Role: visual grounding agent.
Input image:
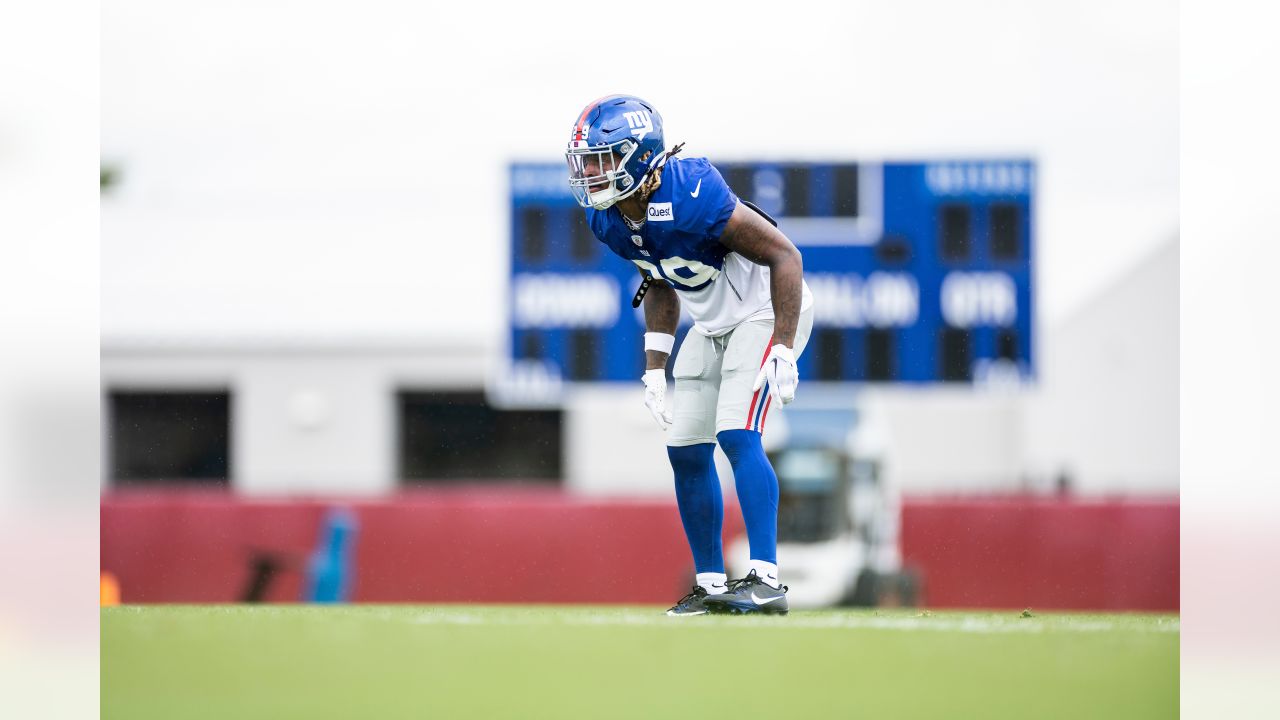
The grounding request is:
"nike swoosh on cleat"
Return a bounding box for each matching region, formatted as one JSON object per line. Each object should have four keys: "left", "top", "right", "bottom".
{"left": 751, "top": 592, "right": 784, "bottom": 605}
{"left": 690, "top": 179, "right": 702, "bottom": 198}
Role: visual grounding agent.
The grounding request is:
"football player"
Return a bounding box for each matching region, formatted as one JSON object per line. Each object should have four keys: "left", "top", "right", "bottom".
{"left": 566, "top": 95, "right": 815, "bottom": 616}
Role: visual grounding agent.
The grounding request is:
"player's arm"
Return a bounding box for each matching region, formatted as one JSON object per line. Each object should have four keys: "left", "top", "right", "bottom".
{"left": 639, "top": 278, "right": 679, "bottom": 430}
{"left": 642, "top": 279, "right": 679, "bottom": 370}
{"left": 718, "top": 201, "right": 804, "bottom": 348}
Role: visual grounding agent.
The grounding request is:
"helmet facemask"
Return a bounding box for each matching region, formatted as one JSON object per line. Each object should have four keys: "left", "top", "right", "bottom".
{"left": 566, "top": 139, "right": 645, "bottom": 210}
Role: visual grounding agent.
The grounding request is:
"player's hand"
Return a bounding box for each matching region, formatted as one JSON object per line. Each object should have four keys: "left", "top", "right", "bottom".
{"left": 642, "top": 369, "right": 673, "bottom": 431}
{"left": 752, "top": 344, "right": 799, "bottom": 406}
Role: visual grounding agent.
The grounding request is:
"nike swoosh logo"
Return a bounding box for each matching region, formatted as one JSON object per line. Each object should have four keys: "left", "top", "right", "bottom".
{"left": 690, "top": 179, "right": 702, "bottom": 198}
{"left": 751, "top": 591, "right": 784, "bottom": 605}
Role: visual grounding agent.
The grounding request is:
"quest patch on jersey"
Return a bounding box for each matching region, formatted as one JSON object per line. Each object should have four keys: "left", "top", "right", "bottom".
{"left": 646, "top": 202, "right": 674, "bottom": 222}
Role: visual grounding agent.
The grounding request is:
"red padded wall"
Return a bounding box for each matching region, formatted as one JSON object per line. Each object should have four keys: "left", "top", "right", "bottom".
{"left": 900, "top": 496, "right": 1179, "bottom": 611}
{"left": 101, "top": 488, "right": 742, "bottom": 604}
{"left": 101, "top": 490, "right": 1178, "bottom": 610}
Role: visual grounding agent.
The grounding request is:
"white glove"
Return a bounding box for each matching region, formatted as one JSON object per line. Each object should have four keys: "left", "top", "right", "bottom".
{"left": 752, "top": 344, "right": 799, "bottom": 406}
{"left": 642, "top": 368, "right": 673, "bottom": 431}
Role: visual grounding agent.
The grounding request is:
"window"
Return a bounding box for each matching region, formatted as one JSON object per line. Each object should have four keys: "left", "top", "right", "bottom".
{"left": 939, "top": 328, "right": 972, "bottom": 382}
{"left": 519, "top": 332, "right": 544, "bottom": 360}
{"left": 566, "top": 330, "right": 599, "bottom": 381}
{"left": 814, "top": 328, "right": 845, "bottom": 381}
{"left": 109, "top": 391, "right": 230, "bottom": 485}
{"left": 784, "top": 165, "right": 812, "bottom": 217}
{"left": 569, "top": 210, "right": 595, "bottom": 261}
{"left": 774, "top": 448, "right": 849, "bottom": 543}
{"left": 833, "top": 164, "right": 860, "bottom": 218}
{"left": 521, "top": 207, "right": 547, "bottom": 262}
{"left": 399, "top": 392, "right": 561, "bottom": 482}
{"left": 990, "top": 203, "right": 1021, "bottom": 259}
{"left": 939, "top": 204, "right": 971, "bottom": 262}
{"left": 865, "top": 328, "right": 895, "bottom": 381}
{"left": 997, "top": 329, "right": 1019, "bottom": 361}
{"left": 723, "top": 166, "right": 754, "bottom": 203}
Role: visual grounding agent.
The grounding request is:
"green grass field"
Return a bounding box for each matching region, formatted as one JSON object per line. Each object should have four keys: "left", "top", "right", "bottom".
{"left": 102, "top": 605, "right": 1178, "bottom": 719}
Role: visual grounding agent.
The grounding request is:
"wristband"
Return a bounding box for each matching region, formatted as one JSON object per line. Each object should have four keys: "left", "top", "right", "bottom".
{"left": 644, "top": 332, "right": 676, "bottom": 355}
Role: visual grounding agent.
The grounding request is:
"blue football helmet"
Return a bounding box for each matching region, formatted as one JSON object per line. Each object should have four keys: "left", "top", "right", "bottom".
{"left": 566, "top": 94, "right": 665, "bottom": 210}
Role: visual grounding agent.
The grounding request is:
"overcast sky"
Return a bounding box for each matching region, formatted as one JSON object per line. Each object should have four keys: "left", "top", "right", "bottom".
{"left": 100, "top": 0, "right": 1177, "bottom": 347}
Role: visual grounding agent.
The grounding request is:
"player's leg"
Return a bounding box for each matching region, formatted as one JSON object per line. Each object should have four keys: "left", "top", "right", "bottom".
{"left": 665, "top": 331, "right": 727, "bottom": 615}
{"left": 702, "top": 307, "right": 814, "bottom": 614}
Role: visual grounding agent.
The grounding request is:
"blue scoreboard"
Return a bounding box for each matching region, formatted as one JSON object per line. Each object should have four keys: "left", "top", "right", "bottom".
{"left": 500, "top": 160, "right": 1033, "bottom": 401}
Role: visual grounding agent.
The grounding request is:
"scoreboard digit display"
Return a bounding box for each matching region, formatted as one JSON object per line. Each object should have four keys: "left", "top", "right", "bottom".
{"left": 498, "top": 160, "right": 1033, "bottom": 403}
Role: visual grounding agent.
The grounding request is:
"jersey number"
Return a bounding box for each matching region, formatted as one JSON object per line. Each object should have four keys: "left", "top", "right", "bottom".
{"left": 632, "top": 257, "right": 719, "bottom": 289}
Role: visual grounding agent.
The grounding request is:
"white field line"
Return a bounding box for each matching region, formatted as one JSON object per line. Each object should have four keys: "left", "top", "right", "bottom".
{"left": 374, "top": 610, "right": 1180, "bottom": 635}
{"left": 110, "top": 606, "right": 1179, "bottom": 635}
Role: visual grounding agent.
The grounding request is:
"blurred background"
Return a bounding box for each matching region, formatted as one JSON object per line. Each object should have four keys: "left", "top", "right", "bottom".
{"left": 99, "top": 0, "right": 1177, "bottom": 612}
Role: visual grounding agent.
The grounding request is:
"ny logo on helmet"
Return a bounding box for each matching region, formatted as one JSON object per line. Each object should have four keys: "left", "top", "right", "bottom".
{"left": 624, "top": 111, "right": 653, "bottom": 141}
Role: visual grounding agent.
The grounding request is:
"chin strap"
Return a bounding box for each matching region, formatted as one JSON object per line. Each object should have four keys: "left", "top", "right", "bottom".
{"left": 632, "top": 268, "right": 656, "bottom": 308}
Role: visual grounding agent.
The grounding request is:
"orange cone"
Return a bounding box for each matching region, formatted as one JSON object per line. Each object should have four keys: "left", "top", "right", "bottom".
{"left": 100, "top": 572, "right": 121, "bottom": 607}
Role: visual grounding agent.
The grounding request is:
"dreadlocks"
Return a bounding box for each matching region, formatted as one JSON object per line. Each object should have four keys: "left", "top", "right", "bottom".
{"left": 636, "top": 142, "right": 686, "bottom": 200}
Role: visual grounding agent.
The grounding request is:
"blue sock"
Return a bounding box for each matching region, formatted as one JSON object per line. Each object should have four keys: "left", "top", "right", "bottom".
{"left": 717, "top": 429, "right": 778, "bottom": 565}
{"left": 666, "top": 443, "right": 724, "bottom": 574}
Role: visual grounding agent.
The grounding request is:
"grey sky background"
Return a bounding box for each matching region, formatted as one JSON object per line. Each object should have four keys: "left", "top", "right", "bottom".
{"left": 100, "top": 0, "right": 1177, "bottom": 345}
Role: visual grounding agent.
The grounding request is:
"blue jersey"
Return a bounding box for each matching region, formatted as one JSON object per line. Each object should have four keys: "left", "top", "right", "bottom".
{"left": 586, "top": 156, "right": 813, "bottom": 336}
{"left": 586, "top": 156, "right": 737, "bottom": 291}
